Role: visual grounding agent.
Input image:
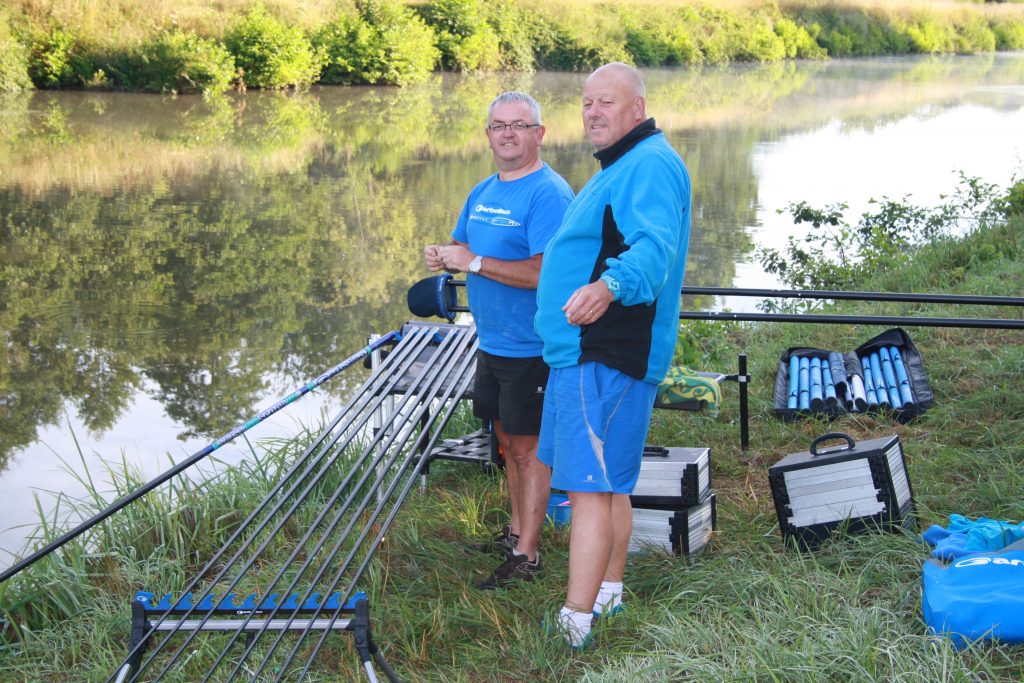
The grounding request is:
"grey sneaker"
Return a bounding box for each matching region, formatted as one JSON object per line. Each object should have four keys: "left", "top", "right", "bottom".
{"left": 464, "top": 524, "right": 519, "bottom": 556}
{"left": 474, "top": 551, "right": 542, "bottom": 590}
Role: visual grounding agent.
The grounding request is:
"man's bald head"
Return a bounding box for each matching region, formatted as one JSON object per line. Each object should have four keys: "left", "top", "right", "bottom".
{"left": 581, "top": 62, "right": 648, "bottom": 150}
{"left": 587, "top": 62, "right": 645, "bottom": 99}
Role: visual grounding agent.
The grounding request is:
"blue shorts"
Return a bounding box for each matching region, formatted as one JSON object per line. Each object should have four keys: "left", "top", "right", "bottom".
{"left": 537, "top": 362, "right": 657, "bottom": 494}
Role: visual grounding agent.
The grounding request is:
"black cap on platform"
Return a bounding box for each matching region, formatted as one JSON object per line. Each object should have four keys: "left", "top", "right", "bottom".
{"left": 407, "top": 274, "right": 457, "bottom": 322}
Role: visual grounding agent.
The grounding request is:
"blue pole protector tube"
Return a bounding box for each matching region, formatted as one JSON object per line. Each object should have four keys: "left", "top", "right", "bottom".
{"left": 861, "top": 355, "right": 878, "bottom": 407}
{"left": 889, "top": 346, "right": 916, "bottom": 407}
{"left": 798, "top": 356, "right": 810, "bottom": 410}
{"left": 821, "top": 358, "right": 837, "bottom": 407}
{"left": 869, "top": 351, "right": 889, "bottom": 407}
{"left": 788, "top": 356, "right": 800, "bottom": 410}
{"left": 879, "top": 346, "right": 903, "bottom": 409}
{"left": 809, "top": 357, "right": 824, "bottom": 410}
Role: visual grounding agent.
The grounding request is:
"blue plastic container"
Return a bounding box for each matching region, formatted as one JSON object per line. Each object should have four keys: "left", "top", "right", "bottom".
{"left": 547, "top": 493, "right": 572, "bottom": 527}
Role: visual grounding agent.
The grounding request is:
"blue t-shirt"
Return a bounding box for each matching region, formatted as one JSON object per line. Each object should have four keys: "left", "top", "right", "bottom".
{"left": 452, "top": 163, "right": 573, "bottom": 357}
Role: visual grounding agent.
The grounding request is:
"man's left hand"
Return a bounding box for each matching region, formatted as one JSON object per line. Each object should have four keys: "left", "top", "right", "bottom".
{"left": 563, "top": 280, "right": 614, "bottom": 326}
{"left": 439, "top": 244, "right": 475, "bottom": 273}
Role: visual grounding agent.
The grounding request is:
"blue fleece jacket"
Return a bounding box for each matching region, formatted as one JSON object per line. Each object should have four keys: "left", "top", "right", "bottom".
{"left": 535, "top": 119, "right": 691, "bottom": 384}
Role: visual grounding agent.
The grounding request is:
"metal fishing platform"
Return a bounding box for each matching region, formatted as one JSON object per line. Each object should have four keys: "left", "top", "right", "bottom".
{"left": 110, "top": 322, "right": 484, "bottom": 683}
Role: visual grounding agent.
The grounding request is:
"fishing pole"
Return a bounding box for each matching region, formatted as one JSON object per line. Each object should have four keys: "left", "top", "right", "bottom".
{"left": 205, "top": 327, "right": 476, "bottom": 682}
{"left": 118, "top": 328, "right": 437, "bottom": 683}
{"left": 287, "top": 331, "right": 479, "bottom": 682}
{"left": 257, "top": 328, "right": 478, "bottom": 682}
{"left": 126, "top": 325, "right": 461, "bottom": 682}
{"left": 1, "top": 331, "right": 401, "bottom": 586}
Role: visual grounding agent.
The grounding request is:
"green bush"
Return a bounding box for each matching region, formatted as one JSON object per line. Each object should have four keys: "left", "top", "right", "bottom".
{"left": 225, "top": 6, "right": 321, "bottom": 89}
{"left": 529, "top": 4, "right": 629, "bottom": 71}
{"left": 28, "top": 26, "right": 92, "bottom": 87}
{"left": 315, "top": 0, "right": 438, "bottom": 85}
{"left": 992, "top": 17, "right": 1024, "bottom": 50}
{"left": 774, "top": 17, "right": 827, "bottom": 59}
{"left": 1004, "top": 180, "right": 1024, "bottom": 218}
{"left": 904, "top": 16, "right": 956, "bottom": 53}
{"left": 798, "top": 9, "right": 908, "bottom": 57}
{"left": 952, "top": 13, "right": 996, "bottom": 53}
{"left": 417, "top": 0, "right": 501, "bottom": 71}
{"left": 482, "top": 3, "right": 535, "bottom": 71}
{"left": 0, "top": 12, "right": 32, "bottom": 92}
{"left": 129, "top": 31, "right": 236, "bottom": 94}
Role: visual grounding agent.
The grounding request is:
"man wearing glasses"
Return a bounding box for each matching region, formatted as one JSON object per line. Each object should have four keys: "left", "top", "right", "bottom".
{"left": 424, "top": 91, "right": 573, "bottom": 589}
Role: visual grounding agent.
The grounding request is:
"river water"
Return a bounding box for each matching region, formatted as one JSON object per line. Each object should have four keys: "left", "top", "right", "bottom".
{"left": 1, "top": 54, "right": 1023, "bottom": 567}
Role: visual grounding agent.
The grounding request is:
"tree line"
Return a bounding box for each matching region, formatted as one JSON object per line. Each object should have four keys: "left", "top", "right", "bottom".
{"left": 1, "top": 0, "right": 1023, "bottom": 93}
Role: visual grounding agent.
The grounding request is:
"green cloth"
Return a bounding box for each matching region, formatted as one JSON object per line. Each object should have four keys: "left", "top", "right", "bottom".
{"left": 655, "top": 366, "right": 722, "bottom": 417}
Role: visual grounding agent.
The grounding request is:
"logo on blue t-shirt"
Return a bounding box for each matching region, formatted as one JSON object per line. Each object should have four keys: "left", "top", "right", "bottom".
{"left": 470, "top": 204, "right": 522, "bottom": 227}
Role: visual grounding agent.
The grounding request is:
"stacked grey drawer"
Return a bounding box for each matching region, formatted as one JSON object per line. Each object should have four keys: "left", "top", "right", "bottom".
{"left": 628, "top": 446, "right": 716, "bottom": 557}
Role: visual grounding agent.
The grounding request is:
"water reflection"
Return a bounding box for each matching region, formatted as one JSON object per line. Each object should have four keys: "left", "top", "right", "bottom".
{"left": 1, "top": 55, "right": 1023, "bottom": 560}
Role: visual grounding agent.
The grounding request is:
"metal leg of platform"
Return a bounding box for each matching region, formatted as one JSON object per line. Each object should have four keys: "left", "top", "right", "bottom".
{"left": 352, "top": 599, "right": 402, "bottom": 683}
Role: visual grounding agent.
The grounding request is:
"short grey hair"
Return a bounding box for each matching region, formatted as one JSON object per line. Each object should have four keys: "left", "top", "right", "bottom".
{"left": 487, "top": 91, "right": 542, "bottom": 125}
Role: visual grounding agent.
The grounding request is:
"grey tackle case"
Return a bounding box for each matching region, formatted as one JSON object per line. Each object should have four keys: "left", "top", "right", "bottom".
{"left": 629, "top": 493, "right": 716, "bottom": 557}
{"left": 768, "top": 433, "right": 915, "bottom": 549}
{"left": 629, "top": 445, "right": 711, "bottom": 509}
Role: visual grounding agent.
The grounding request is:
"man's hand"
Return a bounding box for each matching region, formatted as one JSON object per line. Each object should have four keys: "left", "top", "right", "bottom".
{"left": 437, "top": 244, "right": 475, "bottom": 273}
{"left": 424, "top": 244, "right": 446, "bottom": 272}
{"left": 563, "top": 280, "right": 614, "bottom": 326}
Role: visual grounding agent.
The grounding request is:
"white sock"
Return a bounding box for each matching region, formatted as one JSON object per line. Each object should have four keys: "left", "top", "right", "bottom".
{"left": 593, "top": 580, "right": 624, "bottom": 614}
{"left": 558, "top": 606, "right": 592, "bottom": 647}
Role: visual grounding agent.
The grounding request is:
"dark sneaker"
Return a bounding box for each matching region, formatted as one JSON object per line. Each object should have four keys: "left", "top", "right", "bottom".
{"left": 464, "top": 524, "right": 519, "bottom": 556}
{"left": 474, "top": 552, "right": 542, "bottom": 590}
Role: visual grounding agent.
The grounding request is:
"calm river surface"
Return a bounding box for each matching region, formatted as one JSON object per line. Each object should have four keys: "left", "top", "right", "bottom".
{"left": 2, "top": 54, "right": 1023, "bottom": 566}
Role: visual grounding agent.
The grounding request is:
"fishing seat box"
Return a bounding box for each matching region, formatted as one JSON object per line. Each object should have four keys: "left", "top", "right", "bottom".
{"left": 768, "top": 433, "right": 916, "bottom": 549}
{"left": 629, "top": 493, "right": 717, "bottom": 557}
{"left": 629, "top": 445, "right": 711, "bottom": 509}
{"left": 383, "top": 322, "right": 476, "bottom": 398}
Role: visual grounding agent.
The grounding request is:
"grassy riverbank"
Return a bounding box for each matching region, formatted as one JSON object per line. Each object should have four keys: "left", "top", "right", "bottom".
{"left": 2, "top": 0, "right": 1024, "bottom": 92}
{"left": 1, "top": 180, "right": 1022, "bottom": 680}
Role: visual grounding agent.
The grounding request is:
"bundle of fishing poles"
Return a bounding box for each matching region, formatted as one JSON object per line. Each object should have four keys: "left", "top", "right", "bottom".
{"left": 787, "top": 346, "right": 915, "bottom": 413}
{"left": 107, "top": 322, "right": 478, "bottom": 683}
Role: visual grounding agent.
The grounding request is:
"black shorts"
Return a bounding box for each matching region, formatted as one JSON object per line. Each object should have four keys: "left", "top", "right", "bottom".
{"left": 473, "top": 350, "right": 550, "bottom": 435}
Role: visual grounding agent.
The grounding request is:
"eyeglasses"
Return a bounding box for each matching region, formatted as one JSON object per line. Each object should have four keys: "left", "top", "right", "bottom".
{"left": 486, "top": 122, "right": 540, "bottom": 133}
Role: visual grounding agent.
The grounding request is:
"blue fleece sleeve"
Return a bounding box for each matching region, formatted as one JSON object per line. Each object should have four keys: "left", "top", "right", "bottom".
{"left": 602, "top": 153, "right": 689, "bottom": 306}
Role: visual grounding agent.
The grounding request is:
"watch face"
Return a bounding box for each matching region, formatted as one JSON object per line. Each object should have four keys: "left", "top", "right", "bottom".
{"left": 470, "top": 256, "right": 482, "bottom": 274}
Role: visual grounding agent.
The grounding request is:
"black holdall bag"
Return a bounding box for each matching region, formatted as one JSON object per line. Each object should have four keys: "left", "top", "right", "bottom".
{"left": 773, "top": 328, "right": 933, "bottom": 424}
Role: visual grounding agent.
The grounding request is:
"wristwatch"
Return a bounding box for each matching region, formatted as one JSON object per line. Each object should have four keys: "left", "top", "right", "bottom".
{"left": 600, "top": 273, "right": 621, "bottom": 300}
{"left": 469, "top": 255, "right": 483, "bottom": 275}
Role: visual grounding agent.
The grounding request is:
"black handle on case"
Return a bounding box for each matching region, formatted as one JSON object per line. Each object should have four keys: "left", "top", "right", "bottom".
{"left": 809, "top": 432, "right": 855, "bottom": 456}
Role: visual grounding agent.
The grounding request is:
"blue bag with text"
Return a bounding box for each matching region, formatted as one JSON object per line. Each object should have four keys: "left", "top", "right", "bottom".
{"left": 922, "top": 539, "right": 1024, "bottom": 649}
